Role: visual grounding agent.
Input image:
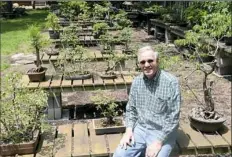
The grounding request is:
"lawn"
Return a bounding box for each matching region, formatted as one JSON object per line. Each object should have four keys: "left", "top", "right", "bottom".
{"left": 1, "top": 9, "right": 49, "bottom": 55}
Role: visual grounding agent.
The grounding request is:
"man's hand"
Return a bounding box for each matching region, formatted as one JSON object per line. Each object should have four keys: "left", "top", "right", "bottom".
{"left": 145, "top": 140, "right": 162, "bottom": 157}
{"left": 120, "top": 128, "right": 134, "bottom": 150}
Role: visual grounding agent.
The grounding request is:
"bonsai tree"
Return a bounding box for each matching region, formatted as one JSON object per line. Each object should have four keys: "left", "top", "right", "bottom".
{"left": 174, "top": 10, "right": 230, "bottom": 132}
{"left": 1, "top": 73, "right": 48, "bottom": 147}
{"left": 56, "top": 45, "right": 92, "bottom": 80}
{"left": 93, "top": 3, "right": 110, "bottom": 20}
{"left": 27, "top": 25, "right": 48, "bottom": 82}
{"left": 90, "top": 90, "right": 121, "bottom": 126}
{"left": 113, "top": 10, "right": 132, "bottom": 29}
{"left": 119, "top": 27, "right": 133, "bottom": 53}
{"left": 45, "top": 13, "right": 61, "bottom": 39}
{"left": 99, "top": 31, "right": 117, "bottom": 53}
{"left": 93, "top": 22, "right": 109, "bottom": 39}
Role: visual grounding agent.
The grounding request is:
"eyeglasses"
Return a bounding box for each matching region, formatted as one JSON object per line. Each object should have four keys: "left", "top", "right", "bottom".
{"left": 139, "top": 59, "right": 154, "bottom": 65}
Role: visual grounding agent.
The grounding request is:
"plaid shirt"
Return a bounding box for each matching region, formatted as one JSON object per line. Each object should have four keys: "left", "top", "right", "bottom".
{"left": 125, "top": 69, "right": 181, "bottom": 143}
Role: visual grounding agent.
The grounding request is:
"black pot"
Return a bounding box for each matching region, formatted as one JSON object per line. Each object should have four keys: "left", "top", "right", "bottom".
{"left": 188, "top": 115, "right": 226, "bottom": 133}
{"left": 49, "top": 30, "right": 60, "bottom": 39}
{"left": 27, "top": 67, "right": 47, "bottom": 82}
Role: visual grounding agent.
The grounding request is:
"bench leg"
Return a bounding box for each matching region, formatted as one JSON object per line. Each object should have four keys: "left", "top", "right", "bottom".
{"left": 47, "top": 92, "right": 62, "bottom": 120}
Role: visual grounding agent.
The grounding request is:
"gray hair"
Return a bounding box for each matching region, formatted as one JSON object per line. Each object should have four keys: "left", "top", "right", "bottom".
{"left": 137, "top": 45, "right": 159, "bottom": 62}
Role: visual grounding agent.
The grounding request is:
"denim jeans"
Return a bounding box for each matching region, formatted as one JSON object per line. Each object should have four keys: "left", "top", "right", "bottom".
{"left": 113, "top": 124, "right": 177, "bottom": 157}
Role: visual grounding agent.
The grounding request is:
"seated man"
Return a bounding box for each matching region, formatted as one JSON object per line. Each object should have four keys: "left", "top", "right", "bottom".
{"left": 113, "top": 45, "right": 181, "bottom": 157}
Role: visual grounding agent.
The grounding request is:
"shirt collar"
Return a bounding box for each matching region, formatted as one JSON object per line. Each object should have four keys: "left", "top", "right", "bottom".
{"left": 143, "top": 69, "right": 161, "bottom": 83}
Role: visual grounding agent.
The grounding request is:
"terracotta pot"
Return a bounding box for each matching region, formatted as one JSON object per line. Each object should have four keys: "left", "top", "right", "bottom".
{"left": 27, "top": 67, "right": 47, "bottom": 82}
{"left": 0, "top": 130, "right": 40, "bottom": 156}
{"left": 188, "top": 115, "right": 226, "bottom": 133}
{"left": 93, "top": 117, "right": 125, "bottom": 135}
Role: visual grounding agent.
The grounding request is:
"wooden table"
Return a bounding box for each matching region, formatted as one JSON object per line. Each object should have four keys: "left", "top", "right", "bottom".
{"left": 16, "top": 121, "right": 232, "bottom": 157}
{"left": 22, "top": 73, "right": 136, "bottom": 120}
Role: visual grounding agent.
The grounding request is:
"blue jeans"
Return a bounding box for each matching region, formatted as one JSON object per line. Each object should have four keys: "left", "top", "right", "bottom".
{"left": 113, "top": 124, "right": 177, "bottom": 157}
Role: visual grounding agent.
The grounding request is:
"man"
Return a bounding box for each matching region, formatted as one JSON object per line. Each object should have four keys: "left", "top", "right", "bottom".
{"left": 113, "top": 45, "right": 181, "bottom": 157}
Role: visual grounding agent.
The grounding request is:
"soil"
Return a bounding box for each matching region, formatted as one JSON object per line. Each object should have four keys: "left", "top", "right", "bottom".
{"left": 2, "top": 28, "right": 231, "bottom": 157}
{"left": 94, "top": 118, "right": 124, "bottom": 128}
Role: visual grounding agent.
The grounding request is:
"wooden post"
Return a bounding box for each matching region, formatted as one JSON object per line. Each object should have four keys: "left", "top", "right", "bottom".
{"left": 47, "top": 92, "right": 62, "bottom": 120}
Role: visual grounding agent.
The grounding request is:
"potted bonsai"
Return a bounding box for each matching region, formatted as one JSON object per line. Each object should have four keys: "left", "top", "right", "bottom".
{"left": 119, "top": 27, "right": 133, "bottom": 54}
{"left": 113, "top": 10, "right": 132, "bottom": 29}
{"left": 27, "top": 25, "right": 48, "bottom": 82}
{"left": 45, "top": 12, "right": 61, "bottom": 39}
{"left": 56, "top": 45, "right": 92, "bottom": 80}
{"left": 174, "top": 11, "right": 229, "bottom": 132}
{"left": 0, "top": 73, "right": 49, "bottom": 156}
{"left": 90, "top": 90, "right": 125, "bottom": 135}
{"left": 99, "top": 31, "right": 117, "bottom": 54}
{"left": 93, "top": 22, "right": 109, "bottom": 39}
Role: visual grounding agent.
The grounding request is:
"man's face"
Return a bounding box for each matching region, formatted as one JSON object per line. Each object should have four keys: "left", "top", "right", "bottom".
{"left": 138, "top": 51, "right": 159, "bottom": 79}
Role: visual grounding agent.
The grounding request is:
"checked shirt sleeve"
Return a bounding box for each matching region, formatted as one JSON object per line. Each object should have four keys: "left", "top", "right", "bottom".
{"left": 125, "top": 80, "right": 138, "bottom": 129}
{"left": 157, "top": 80, "right": 181, "bottom": 143}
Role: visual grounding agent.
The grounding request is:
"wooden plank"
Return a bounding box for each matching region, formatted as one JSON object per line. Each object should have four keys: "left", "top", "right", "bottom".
{"left": 28, "top": 81, "right": 40, "bottom": 88}
{"left": 39, "top": 75, "right": 52, "bottom": 88}
{"left": 61, "top": 79, "right": 72, "bottom": 87}
{"left": 94, "top": 50, "right": 103, "bottom": 60}
{"left": 42, "top": 53, "right": 50, "bottom": 62}
{"left": 218, "top": 125, "right": 232, "bottom": 145}
{"left": 114, "top": 75, "right": 126, "bottom": 87}
{"left": 83, "top": 78, "right": 94, "bottom": 90}
{"left": 88, "top": 121, "right": 108, "bottom": 156}
{"left": 21, "top": 75, "right": 30, "bottom": 86}
{"left": 50, "top": 75, "right": 62, "bottom": 88}
{"left": 180, "top": 123, "right": 212, "bottom": 148}
{"left": 107, "top": 133, "right": 122, "bottom": 155}
{"left": 176, "top": 127, "right": 195, "bottom": 149}
{"left": 49, "top": 55, "right": 58, "bottom": 61}
{"left": 72, "top": 79, "right": 83, "bottom": 86}
{"left": 36, "top": 127, "right": 56, "bottom": 157}
{"left": 103, "top": 79, "right": 116, "bottom": 90}
{"left": 93, "top": 77, "right": 104, "bottom": 90}
{"left": 203, "top": 132, "right": 229, "bottom": 148}
{"left": 72, "top": 123, "right": 90, "bottom": 157}
{"left": 122, "top": 75, "right": 133, "bottom": 84}
{"left": 53, "top": 124, "right": 72, "bottom": 157}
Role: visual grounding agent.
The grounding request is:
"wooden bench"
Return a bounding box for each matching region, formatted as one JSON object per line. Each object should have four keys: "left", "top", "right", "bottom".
{"left": 16, "top": 121, "right": 231, "bottom": 157}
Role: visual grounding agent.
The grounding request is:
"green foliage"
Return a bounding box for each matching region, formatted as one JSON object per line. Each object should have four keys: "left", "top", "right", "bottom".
{"left": 59, "top": 1, "right": 89, "bottom": 20}
{"left": 60, "top": 25, "right": 80, "bottom": 48}
{"left": 29, "top": 24, "right": 49, "bottom": 68}
{"left": 175, "top": 10, "right": 231, "bottom": 57}
{"left": 56, "top": 45, "right": 91, "bottom": 75}
{"left": 145, "top": 4, "right": 168, "bottom": 14}
{"left": 93, "top": 3, "right": 110, "bottom": 20}
{"left": 91, "top": 90, "right": 120, "bottom": 125}
{"left": 1, "top": 73, "right": 48, "bottom": 144}
{"left": 45, "top": 13, "right": 61, "bottom": 30}
{"left": 113, "top": 10, "right": 132, "bottom": 29}
{"left": 183, "top": 2, "right": 231, "bottom": 27}
{"left": 93, "top": 22, "right": 109, "bottom": 34}
{"left": 119, "top": 27, "right": 133, "bottom": 50}
{"left": 153, "top": 44, "right": 181, "bottom": 70}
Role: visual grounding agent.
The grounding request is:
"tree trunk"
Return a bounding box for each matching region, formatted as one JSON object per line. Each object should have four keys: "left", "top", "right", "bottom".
{"left": 36, "top": 47, "right": 41, "bottom": 69}
{"left": 202, "top": 62, "right": 216, "bottom": 112}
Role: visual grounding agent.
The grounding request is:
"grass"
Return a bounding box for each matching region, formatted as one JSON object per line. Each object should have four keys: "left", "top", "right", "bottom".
{"left": 1, "top": 9, "right": 49, "bottom": 55}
